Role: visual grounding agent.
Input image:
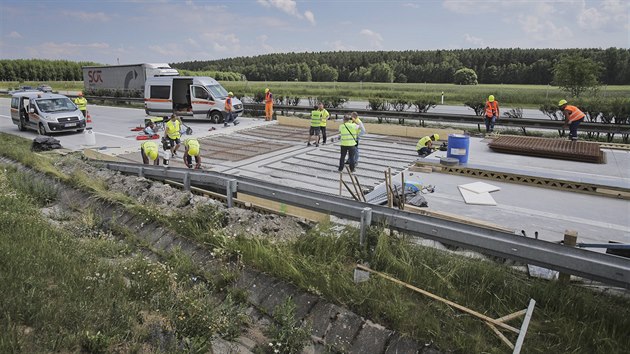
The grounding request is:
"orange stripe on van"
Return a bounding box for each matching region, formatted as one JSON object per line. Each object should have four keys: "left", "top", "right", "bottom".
{"left": 144, "top": 98, "right": 172, "bottom": 102}
{"left": 191, "top": 101, "right": 215, "bottom": 105}
{"left": 10, "top": 108, "right": 17, "bottom": 111}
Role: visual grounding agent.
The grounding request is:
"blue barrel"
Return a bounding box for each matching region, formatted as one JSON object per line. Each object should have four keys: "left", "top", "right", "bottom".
{"left": 447, "top": 134, "right": 470, "bottom": 163}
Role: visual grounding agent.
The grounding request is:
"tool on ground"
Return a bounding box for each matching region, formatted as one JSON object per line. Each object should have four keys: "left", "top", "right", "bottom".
{"left": 354, "top": 264, "right": 536, "bottom": 353}
{"left": 136, "top": 134, "right": 160, "bottom": 140}
{"left": 131, "top": 126, "right": 144, "bottom": 132}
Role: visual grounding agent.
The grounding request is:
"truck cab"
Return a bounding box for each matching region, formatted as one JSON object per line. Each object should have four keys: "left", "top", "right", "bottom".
{"left": 144, "top": 76, "right": 243, "bottom": 123}
{"left": 10, "top": 92, "right": 86, "bottom": 135}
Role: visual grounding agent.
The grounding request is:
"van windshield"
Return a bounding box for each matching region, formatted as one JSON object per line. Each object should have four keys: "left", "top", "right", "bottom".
{"left": 36, "top": 98, "right": 76, "bottom": 113}
{"left": 206, "top": 85, "right": 228, "bottom": 99}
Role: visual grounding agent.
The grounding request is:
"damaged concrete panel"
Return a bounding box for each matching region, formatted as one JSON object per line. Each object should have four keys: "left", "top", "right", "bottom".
{"left": 350, "top": 322, "right": 394, "bottom": 354}
{"left": 325, "top": 309, "right": 364, "bottom": 352}
{"left": 246, "top": 273, "right": 280, "bottom": 306}
{"left": 385, "top": 333, "right": 422, "bottom": 354}
{"left": 306, "top": 302, "right": 344, "bottom": 340}
{"left": 234, "top": 269, "right": 261, "bottom": 291}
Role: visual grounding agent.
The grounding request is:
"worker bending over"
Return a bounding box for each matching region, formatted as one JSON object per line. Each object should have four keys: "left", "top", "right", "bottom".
{"left": 559, "top": 100, "right": 585, "bottom": 141}
{"left": 416, "top": 134, "right": 439, "bottom": 157}
{"left": 165, "top": 114, "right": 182, "bottom": 157}
{"left": 308, "top": 105, "right": 322, "bottom": 147}
{"left": 183, "top": 138, "right": 202, "bottom": 169}
{"left": 140, "top": 141, "right": 160, "bottom": 165}
{"left": 338, "top": 115, "right": 358, "bottom": 172}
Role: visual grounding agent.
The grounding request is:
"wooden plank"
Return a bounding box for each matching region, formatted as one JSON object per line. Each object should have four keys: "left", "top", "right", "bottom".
{"left": 486, "top": 322, "right": 515, "bottom": 350}
{"left": 82, "top": 148, "right": 124, "bottom": 162}
{"left": 496, "top": 309, "right": 527, "bottom": 323}
{"left": 238, "top": 193, "right": 329, "bottom": 223}
{"left": 403, "top": 205, "right": 515, "bottom": 233}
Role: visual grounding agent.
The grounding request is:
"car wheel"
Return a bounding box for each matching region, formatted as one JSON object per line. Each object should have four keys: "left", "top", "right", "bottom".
{"left": 208, "top": 110, "right": 224, "bottom": 124}
{"left": 77, "top": 129, "right": 85, "bottom": 133}
{"left": 17, "top": 117, "right": 26, "bottom": 131}
{"left": 38, "top": 123, "right": 48, "bottom": 136}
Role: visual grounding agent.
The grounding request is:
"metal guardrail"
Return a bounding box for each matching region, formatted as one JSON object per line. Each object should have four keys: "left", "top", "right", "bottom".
{"left": 103, "top": 161, "right": 630, "bottom": 289}
{"left": 244, "top": 103, "right": 630, "bottom": 135}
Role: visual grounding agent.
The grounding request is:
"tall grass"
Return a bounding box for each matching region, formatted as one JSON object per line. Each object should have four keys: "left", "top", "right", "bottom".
{"left": 0, "top": 167, "right": 248, "bottom": 353}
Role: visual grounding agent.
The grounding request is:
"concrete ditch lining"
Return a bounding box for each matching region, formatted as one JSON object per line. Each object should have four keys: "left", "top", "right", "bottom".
{"left": 5, "top": 157, "right": 437, "bottom": 354}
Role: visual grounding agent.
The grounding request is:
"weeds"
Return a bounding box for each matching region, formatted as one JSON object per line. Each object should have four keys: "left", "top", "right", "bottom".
{"left": 262, "top": 298, "right": 311, "bottom": 354}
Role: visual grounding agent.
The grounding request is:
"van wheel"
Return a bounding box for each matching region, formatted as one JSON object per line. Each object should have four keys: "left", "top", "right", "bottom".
{"left": 17, "top": 117, "right": 27, "bottom": 131}
{"left": 208, "top": 110, "right": 224, "bottom": 124}
{"left": 77, "top": 129, "right": 85, "bottom": 133}
{"left": 38, "top": 123, "right": 48, "bottom": 136}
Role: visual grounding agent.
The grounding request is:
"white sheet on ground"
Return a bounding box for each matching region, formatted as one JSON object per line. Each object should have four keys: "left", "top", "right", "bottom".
{"left": 458, "top": 187, "right": 497, "bottom": 205}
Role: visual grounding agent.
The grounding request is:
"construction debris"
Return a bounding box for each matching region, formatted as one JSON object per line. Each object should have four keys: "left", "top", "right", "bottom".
{"left": 31, "top": 136, "right": 62, "bottom": 151}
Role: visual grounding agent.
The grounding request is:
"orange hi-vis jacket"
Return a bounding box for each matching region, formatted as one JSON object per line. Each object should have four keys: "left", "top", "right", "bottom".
{"left": 225, "top": 97, "right": 232, "bottom": 112}
{"left": 485, "top": 100, "right": 499, "bottom": 118}
{"left": 265, "top": 91, "right": 273, "bottom": 103}
{"left": 564, "top": 105, "right": 586, "bottom": 122}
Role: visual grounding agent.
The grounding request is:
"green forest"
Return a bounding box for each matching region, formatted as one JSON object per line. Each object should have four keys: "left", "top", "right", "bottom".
{"left": 172, "top": 47, "right": 630, "bottom": 85}
{"left": 0, "top": 59, "right": 99, "bottom": 82}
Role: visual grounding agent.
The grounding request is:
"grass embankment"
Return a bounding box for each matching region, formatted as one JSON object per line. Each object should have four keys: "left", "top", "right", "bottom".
{"left": 1, "top": 132, "right": 630, "bottom": 353}
{"left": 0, "top": 150, "right": 250, "bottom": 352}
{"left": 3, "top": 80, "right": 628, "bottom": 108}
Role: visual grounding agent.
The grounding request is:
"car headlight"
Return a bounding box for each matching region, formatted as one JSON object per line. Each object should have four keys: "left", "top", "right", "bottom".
{"left": 40, "top": 115, "right": 54, "bottom": 121}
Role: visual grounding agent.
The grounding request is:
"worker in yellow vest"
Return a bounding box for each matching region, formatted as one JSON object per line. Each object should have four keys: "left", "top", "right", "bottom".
{"left": 559, "top": 100, "right": 586, "bottom": 141}
{"left": 74, "top": 92, "right": 88, "bottom": 118}
{"left": 183, "top": 138, "right": 202, "bottom": 169}
{"left": 308, "top": 105, "right": 322, "bottom": 147}
{"left": 338, "top": 115, "right": 358, "bottom": 172}
{"left": 350, "top": 112, "right": 366, "bottom": 164}
{"left": 317, "top": 103, "right": 330, "bottom": 144}
{"left": 416, "top": 134, "right": 439, "bottom": 157}
{"left": 140, "top": 141, "right": 160, "bottom": 165}
{"left": 165, "top": 114, "right": 182, "bottom": 157}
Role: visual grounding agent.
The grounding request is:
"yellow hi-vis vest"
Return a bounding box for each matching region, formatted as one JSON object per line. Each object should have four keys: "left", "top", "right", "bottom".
{"left": 311, "top": 110, "right": 322, "bottom": 127}
{"left": 74, "top": 97, "right": 87, "bottom": 111}
{"left": 416, "top": 136, "right": 431, "bottom": 150}
{"left": 339, "top": 123, "right": 358, "bottom": 146}
{"left": 185, "top": 138, "right": 200, "bottom": 156}
{"left": 141, "top": 141, "right": 159, "bottom": 158}
{"left": 319, "top": 109, "right": 330, "bottom": 127}
{"left": 353, "top": 117, "right": 363, "bottom": 135}
{"left": 165, "top": 119, "right": 181, "bottom": 139}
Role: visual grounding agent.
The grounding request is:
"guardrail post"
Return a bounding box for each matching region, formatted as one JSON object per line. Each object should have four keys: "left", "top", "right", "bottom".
{"left": 138, "top": 166, "right": 144, "bottom": 178}
{"left": 226, "top": 179, "right": 237, "bottom": 208}
{"left": 183, "top": 172, "right": 191, "bottom": 191}
{"left": 360, "top": 207, "right": 372, "bottom": 246}
{"left": 559, "top": 230, "right": 578, "bottom": 283}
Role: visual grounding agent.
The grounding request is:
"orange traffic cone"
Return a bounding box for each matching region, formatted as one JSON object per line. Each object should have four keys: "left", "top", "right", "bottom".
{"left": 86, "top": 112, "right": 92, "bottom": 123}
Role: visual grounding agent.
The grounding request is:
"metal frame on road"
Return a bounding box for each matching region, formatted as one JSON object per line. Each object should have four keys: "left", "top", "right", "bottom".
{"left": 103, "top": 161, "right": 630, "bottom": 289}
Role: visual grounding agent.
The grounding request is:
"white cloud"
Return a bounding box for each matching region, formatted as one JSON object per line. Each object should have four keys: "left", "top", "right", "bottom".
{"left": 7, "top": 31, "right": 22, "bottom": 39}
{"left": 258, "top": 35, "right": 275, "bottom": 52}
{"left": 27, "top": 42, "right": 110, "bottom": 58}
{"left": 360, "top": 29, "right": 383, "bottom": 49}
{"left": 443, "top": 0, "right": 499, "bottom": 14}
{"left": 63, "top": 11, "right": 110, "bottom": 22}
{"left": 518, "top": 15, "right": 572, "bottom": 42}
{"left": 257, "top": 0, "right": 315, "bottom": 24}
{"left": 304, "top": 10, "right": 316, "bottom": 25}
{"left": 403, "top": 3, "right": 420, "bottom": 8}
{"left": 578, "top": 7, "right": 608, "bottom": 30}
{"left": 464, "top": 33, "right": 484, "bottom": 47}
{"left": 326, "top": 40, "right": 356, "bottom": 51}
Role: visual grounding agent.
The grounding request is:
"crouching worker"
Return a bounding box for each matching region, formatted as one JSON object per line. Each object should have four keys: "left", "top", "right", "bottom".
{"left": 416, "top": 133, "right": 439, "bottom": 157}
{"left": 141, "top": 141, "right": 160, "bottom": 165}
{"left": 183, "top": 138, "right": 202, "bottom": 169}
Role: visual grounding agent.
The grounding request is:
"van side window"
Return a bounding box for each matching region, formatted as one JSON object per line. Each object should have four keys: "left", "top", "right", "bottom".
{"left": 150, "top": 85, "right": 170, "bottom": 99}
{"left": 192, "top": 86, "right": 211, "bottom": 101}
{"left": 11, "top": 97, "right": 19, "bottom": 109}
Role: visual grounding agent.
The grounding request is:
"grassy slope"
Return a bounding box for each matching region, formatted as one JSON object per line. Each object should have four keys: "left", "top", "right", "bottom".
{"left": 1, "top": 132, "right": 629, "bottom": 353}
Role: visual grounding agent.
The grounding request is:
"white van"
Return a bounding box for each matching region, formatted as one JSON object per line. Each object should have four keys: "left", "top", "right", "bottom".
{"left": 144, "top": 76, "right": 243, "bottom": 123}
{"left": 10, "top": 91, "right": 86, "bottom": 135}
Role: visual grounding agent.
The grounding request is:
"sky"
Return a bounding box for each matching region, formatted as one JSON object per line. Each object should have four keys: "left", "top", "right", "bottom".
{"left": 0, "top": 0, "right": 628, "bottom": 65}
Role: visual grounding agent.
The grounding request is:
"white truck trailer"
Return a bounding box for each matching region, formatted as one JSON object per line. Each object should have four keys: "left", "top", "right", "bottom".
{"left": 82, "top": 63, "right": 179, "bottom": 95}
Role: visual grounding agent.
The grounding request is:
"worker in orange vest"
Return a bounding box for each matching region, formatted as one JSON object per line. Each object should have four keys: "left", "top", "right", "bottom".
{"left": 264, "top": 88, "right": 273, "bottom": 121}
{"left": 484, "top": 95, "right": 500, "bottom": 133}
{"left": 224, "top": 92, "right": 239, "bottom": 127}
{"left": 559, "top": 100, "right": 585, "bottom": 141}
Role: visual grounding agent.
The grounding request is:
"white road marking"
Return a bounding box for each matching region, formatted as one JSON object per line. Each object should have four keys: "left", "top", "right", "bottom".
{"left": 95, "top": 131, "right": 134, "bottom": 140}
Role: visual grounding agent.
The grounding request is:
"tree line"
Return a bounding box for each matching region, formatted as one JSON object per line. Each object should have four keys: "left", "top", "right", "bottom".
{"left": 0, "top": 59, "right": 99, "bottom": 82}
{"left": 172, "top": 48, "right": 630, "bottom": 85}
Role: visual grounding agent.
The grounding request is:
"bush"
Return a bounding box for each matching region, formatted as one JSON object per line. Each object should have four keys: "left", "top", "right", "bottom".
{"left": 412, "top": 99, "right": 437, "bottom": 113}
{"left": 368, "top": 98, "right": 389, "bottom": 111}
{"left": 463, "top": 97, "right": 485, "bottom": 116}
{"left": 390, "top": 99, "right": 410, "bottom": 112}
{"left": 318, "top": 96, "right": 347, "bottom": 108}
{"left": 453, "top": 68, "right": 478, "bottom": 85}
